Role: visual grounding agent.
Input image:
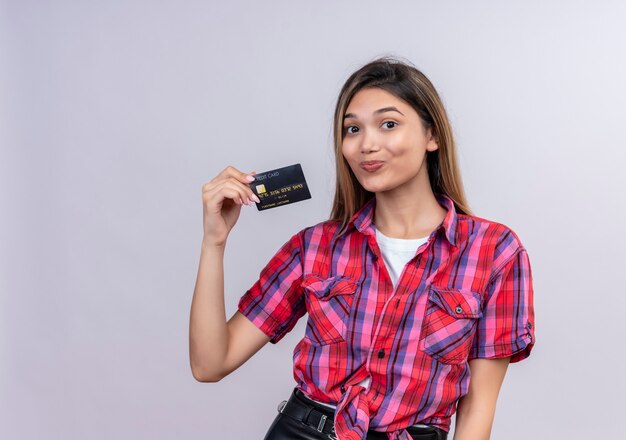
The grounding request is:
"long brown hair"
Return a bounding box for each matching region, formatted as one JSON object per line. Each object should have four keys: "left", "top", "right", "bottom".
{"left": 330, "top": 56, "right": 473, "bottom": 236}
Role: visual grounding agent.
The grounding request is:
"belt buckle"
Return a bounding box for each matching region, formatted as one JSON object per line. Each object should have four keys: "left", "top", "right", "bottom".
{"left": 317, "top": 415, "right": 339, "bottom": 440}
{"left": 316, "top": 413, "right": 338, "bottom": 440}
{"left": 277, "top": 400, "right": 287, "bottom": 414}
{"left": 317, "top": 414, "right": 327, "bottom": 432}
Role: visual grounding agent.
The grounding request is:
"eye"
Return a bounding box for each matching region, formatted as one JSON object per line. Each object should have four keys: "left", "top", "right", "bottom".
{"left": 382, "top": 121, "right": 397, "bottom": 129}
{"left": 344, "top": 125, "right": 359, "bottom": 135}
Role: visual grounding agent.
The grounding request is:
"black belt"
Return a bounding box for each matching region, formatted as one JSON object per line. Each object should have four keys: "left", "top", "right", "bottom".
{"left": 277, "top": 388, "right": 447, "bottom": 440}
{"left": 278, "top": 389, "right": 338, "bottom": 438}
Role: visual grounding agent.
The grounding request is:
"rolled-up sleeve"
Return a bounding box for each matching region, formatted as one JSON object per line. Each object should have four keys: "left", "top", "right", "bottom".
{"left": 469, "top": 247, "right": 535, "bottom": 363}
{"left": 237, "top": 231, "right": 306, "bottom": 344}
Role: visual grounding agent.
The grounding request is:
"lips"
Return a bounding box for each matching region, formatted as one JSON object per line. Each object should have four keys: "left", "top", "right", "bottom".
{"left": 360, "top": 161, "right": 384, "bottom": 172}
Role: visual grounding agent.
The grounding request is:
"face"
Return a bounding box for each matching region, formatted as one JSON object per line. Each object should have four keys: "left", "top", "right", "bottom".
{"left": 341, "top": 87, "right": 438, "bottom": 195}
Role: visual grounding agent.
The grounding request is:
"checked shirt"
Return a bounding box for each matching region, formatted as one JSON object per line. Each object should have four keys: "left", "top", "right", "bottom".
{"left": 238, "top": 193, "right": 535, "bottom": 440}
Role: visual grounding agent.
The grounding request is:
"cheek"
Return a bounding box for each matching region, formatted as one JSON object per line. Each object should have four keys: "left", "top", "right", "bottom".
{"left": 384, "top": 132, "right": 412, "bottom": 155}
{"left": 387, "top": 145, "right": 426, "bottom": 176}
{"left": 387, "top": 134, "right": 424, "bottom": 159}
{"left": 386, "top": 143, "right": 412, "bottom": 158}
{"left": 341, "top": 140, "right": 356, "bottom": 161}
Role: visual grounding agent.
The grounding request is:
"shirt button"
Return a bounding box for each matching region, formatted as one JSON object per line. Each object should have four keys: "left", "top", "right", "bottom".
{"left": 527, "top": 321, "right": 533, "bottom": 329}
{"left": 340, "top": 383, "right": 346, "bottom": 393}
{"left": 377, "top": 349, "right": 385, "bottom": 359}
{"left": 455, "top": 305, "right": 463, "bottom": 314}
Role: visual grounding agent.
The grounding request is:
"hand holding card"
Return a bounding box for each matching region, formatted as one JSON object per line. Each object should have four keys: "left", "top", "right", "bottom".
{"left": 248, "top": 163, "right": 312, "bottom": 211}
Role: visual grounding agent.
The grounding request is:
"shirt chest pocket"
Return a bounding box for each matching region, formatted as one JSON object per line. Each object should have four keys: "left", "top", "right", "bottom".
{"left": 301, "top": 275, "right": 358, "bottom": 345}
{"left": 419, "top": 285, "right": 483, "bottom": 364}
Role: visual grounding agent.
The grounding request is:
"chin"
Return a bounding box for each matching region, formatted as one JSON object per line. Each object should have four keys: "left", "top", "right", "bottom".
{"left": 354, "top": 171, "right": 401, "bottom": 193}
{"left": 358, "top": 181, "right": 393, "bottom": 194}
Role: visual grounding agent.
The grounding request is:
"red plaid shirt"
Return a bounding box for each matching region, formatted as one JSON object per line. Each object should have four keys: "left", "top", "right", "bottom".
{"left": 238, "top": 193, "right": 535, "bottom": 440}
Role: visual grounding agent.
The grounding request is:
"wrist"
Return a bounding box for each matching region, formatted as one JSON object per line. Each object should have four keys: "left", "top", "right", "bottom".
{"left": 201, "top": 238, "right": 227, "bottom": 253}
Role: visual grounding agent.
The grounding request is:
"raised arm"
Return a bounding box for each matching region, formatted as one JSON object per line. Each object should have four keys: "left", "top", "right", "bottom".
{"left": 188, "top": 166, "right": 269, "bottom": 383}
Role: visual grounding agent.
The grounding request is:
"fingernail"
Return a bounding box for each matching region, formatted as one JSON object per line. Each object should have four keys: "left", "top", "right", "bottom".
{"left": 252, "top": 194, "right": 260, "bottom": 203}
{"left": 246, "top": 175, "right": 255, "bottom": 182}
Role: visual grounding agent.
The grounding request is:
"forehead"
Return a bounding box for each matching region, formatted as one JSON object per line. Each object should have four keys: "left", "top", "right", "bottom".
{"left": 345, "top": 87, "right": 411, "bottom": 115}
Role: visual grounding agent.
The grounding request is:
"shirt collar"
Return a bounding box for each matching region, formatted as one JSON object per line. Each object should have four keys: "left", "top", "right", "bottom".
{"left": 345, "top": 192, "right": 459, "bottom": 247}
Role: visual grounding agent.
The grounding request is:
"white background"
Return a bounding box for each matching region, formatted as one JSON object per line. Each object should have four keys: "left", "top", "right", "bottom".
{"left": 1, "top": 1, "right": 625, "bottom": 438}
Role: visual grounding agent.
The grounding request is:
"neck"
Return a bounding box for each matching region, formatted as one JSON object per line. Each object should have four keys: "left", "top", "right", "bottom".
{"left": 373, "top": 184, "right": 446, "bottom": 240}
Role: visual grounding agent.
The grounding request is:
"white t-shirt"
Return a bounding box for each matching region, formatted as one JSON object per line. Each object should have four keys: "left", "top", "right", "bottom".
{"left": 311, "top": 226, "right": 429, "bottom": 426}
{"left": 374, "top": 226, "right": 429, "bottom": 290}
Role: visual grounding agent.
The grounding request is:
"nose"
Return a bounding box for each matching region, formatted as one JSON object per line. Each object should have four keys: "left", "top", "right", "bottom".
{"left": 360, "top": 128, "right": 380, "bottom": 154}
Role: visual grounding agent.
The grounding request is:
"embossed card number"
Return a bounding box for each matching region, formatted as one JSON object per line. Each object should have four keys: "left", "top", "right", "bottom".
{"left": 248, "top": 163, "right": 312, "bottom": 211}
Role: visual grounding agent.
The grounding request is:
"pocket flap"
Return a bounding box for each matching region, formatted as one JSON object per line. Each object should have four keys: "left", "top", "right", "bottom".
{"left": 302, "top": 275, "right": 358, "bottom": 299}
{"left": 428, "top": 286, "right": 483, "bottom": 318}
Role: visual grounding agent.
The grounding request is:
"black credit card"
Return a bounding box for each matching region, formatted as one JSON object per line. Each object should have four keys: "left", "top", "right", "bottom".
{"left": 248, "top": 163, "right": 312, "bottom": 211}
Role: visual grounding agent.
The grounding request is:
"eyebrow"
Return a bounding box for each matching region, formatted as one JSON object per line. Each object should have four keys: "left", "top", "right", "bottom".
{"left": 343, "top": 106, "right": 404, "bottom": 120}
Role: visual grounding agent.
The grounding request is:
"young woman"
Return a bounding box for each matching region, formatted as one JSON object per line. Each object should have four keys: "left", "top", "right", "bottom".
{"left": 189, "top": 57, "right": 535, "bottom": 440}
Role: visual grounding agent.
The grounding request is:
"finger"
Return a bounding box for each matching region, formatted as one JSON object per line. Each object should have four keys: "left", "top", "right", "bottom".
{"left": 204, "top": 166, "right": 256, "bottom": 191}
{"left": 205, "top": 185, "right": 247, "bottom": 207}
{"left": 205, "top": 177, "right": 260, "bottom": 204}
{"left": 221, "top": 165, "right": 256, "bottom": 184}
{"left": 205, "top": 180, "right": 255, "bottom": 206}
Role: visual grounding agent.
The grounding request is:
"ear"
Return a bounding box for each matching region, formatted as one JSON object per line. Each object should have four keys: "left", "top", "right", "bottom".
{"left": 426, "top": 127, "right": 439, "bottom": 152}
